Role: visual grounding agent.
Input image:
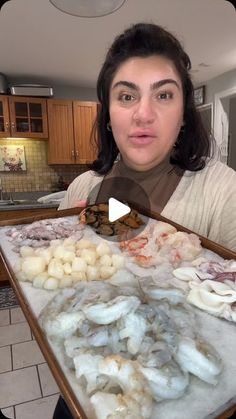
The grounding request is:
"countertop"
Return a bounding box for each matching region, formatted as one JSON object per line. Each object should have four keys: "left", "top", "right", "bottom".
{"left": 0, "top": 201, "right": 59, "bottom": 211}
{"left": 0, "top": 191, "right": 61, "bottom": 211}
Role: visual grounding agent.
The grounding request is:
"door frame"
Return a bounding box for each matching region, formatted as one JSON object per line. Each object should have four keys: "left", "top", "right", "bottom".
{"left": 214, "top": 86, "right": 236, "bottom": 163}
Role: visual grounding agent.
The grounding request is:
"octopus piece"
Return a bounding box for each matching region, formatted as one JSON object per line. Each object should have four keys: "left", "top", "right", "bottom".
{"left": 6, "top": 217, "right": 84, "bottom": 250}
{"left": 187, "top": 279, "right": 236, "bottom": 321}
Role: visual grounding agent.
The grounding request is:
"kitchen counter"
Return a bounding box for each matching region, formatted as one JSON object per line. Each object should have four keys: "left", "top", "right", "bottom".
{"left": 0, "top": 191, "right": 62, "bottom": 211}
{"left": 0, "top": 201, "right": 59, "bottom": 211}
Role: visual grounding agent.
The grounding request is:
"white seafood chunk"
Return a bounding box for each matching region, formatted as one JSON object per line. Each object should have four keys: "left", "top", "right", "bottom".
{"left": 71, "top": 271, "right": 87, "bottom": 282}
{"left": 144, "top": 288, "right": 185, "bottom": 304}
{"left": 173, "top": 267, "right": 207, "bottom": 282}
{"left": 63, "top": 262, "right": 72, "bottom": 275}
{"left": 175, "top": 337, "right": 222, "bottom": 384}
{"left": 76, "top": 238, "right": 94, "bottom": 250}
{"left": 99, "top": 266, "right": 116, "bottom": 279}
{"left": 82, "top": 295, "right": 140, "bottom": 324}
{"left": 35, "top": 247, "right": 52, "bottom": 265}
{"left": 152, "top": 221, "right": 177, "bottom": 241}
{"left": 21, "top": 256, "right": 46, "bottom": 280}
{"left": 111, "top": 254, "right": 125, "bottom": 269}
{"left": 47, "top": 258, "right": 64, "bottom": 279}
{"left": 33, "top": 272, "right": 48, "bottom": 288}
{"left": 87, "top": 265, "right": 100, "bottom": 281}
{"left": 44, "top": 277, "right": 59, "bottom": 290}
{"left": 96, "top": 242, "right": 111, "bottom": 256}
{"left": 99, "top": 355, "right": 146, "bottom": 393}
{"left": 119, "top": 312, "right": 147, "bottom": 354}
{"left": 61, "top": 249, "right": 76, "bottom": 263}
{"left": 90, "top": 392, "right": 122, "bottom": 419}
{"left": 42, "top": 311, "right": 84, "bottom": 339}
{"left": 20, "top": 245, "right": 35, "bottom": 257}
{"left": 16, "top": 270, "right": 28, "bottom": 282}
{"left": 65, "top": 329, "right": 109, "bottom": 356}
{"left": 80, "top": 248, "right": 97, "bottom": 265}
{"left": 140, "top": 362, "right": 189, "bottom": 400}
{"left": 97, "top": 356, "right": 152, "bottom": 418}
{"left": 59, "top": 276, "right": 73, "bottom": 288}
{"left": 99, "top": 254, "right": 112, "bottom": 267}
{"left": 90, "top": 390, "right": 153, "bottom": 419}
{"left": 71, "top": 256, "right": 87, "bottom": 272}
{"left": 187, "top": 280, "right": 236, "bottom": 320}
{"left": 74, "top": 353, "right": 106, "bottom": 393}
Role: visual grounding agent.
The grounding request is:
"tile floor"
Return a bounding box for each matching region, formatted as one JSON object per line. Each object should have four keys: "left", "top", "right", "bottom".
{"left": 0, "top": 306, "right": 60, "bottom": 419}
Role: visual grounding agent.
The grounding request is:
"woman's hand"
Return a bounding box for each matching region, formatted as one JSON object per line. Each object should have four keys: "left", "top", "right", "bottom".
{"left": 73, "top": 199, "right": 88, "bottom": 208}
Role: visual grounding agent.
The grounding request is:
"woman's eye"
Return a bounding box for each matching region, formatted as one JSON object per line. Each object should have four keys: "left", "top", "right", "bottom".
{"left": 158, "top": 91, "right": 173, "bottom": 100}
{"left": 118, "top": 93, "right": 135, "bottom": 102}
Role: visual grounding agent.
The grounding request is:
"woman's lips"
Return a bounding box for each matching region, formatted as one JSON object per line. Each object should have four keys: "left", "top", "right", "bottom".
{"left": 129, "top": 134, "right": 155, "bottom": 146}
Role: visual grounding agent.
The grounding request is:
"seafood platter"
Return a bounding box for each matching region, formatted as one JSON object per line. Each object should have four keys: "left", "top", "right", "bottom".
{"left": 0, "top": 206, "right": 236, "bottom": 419}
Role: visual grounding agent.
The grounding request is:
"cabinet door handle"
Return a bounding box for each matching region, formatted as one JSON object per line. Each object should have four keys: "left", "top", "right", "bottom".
{"left": 11, "top": 122, "right": 15, "bottom": 129}
{"left": 75, "top": 150, "right": 79, "bottom": 157}
{"left": 5, "top": 122, "right": 9, "bottom": 130}
{"left": 71, "top": 150, "right": 75, "bottom": 158}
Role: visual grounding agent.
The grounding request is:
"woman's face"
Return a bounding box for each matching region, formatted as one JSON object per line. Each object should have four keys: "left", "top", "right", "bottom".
{"left": 109, "top": 55, "right": 184, "bottom": 171}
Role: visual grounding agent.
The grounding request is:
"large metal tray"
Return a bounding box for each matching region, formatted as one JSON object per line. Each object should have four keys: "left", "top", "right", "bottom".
{"left": 0, "top": 207, "right": 235, "bottom": 419}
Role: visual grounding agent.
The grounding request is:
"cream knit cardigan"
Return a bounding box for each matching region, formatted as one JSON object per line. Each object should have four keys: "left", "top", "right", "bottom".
{"left": 59, "top": 161, "right": 236, "bottom": 252}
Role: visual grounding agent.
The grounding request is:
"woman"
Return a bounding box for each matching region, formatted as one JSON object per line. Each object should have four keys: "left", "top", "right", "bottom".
{"left": 59, "top": 22, "right": 236, "bottom": 252}
{"left": 55, "top": 21, "right": 236, "bottom": 419}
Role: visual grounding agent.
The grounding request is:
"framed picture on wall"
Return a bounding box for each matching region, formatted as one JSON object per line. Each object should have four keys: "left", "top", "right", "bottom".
{"left": 194, "top": 85, "right": 205, "bottom": 106}
{"left": 0, "top": 145, "right": 27, "bottom": 172}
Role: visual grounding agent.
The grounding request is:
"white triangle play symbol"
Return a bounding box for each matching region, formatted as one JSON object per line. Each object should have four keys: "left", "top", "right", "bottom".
{"left": 108, "top": 198, "right": 131, "bottom": 222}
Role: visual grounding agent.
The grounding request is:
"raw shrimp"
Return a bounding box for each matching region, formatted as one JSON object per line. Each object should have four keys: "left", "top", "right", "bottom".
{"left": 90, "top": 390, "right": 153, "bottom": 419}
{"left": 82, "top": 295, "right": 140, "bottom": 324}
{"left": 118, "top": 312, "right": 147, "bottom": 354}
{"left": 140, "top": 360, "right": 189, "bottom": 400}
{"left": 94, "top": 355, "right": 153, "bottom": 418}
{"left": 74, "top": 353, "right": 108, "bottom": 394}
{"left": 175, "top": 336, "right": 222, "bottom": 384}
{"left": 42, "top": 311, "right": 85, "bottom": 339}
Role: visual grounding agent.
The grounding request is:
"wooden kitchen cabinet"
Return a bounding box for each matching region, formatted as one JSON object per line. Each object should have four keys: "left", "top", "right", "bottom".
{"left": 0, "top": 95, "right": 48, "bottom": 138}
{"left": 47, "top": 99, "right": 98, "bottom": 164}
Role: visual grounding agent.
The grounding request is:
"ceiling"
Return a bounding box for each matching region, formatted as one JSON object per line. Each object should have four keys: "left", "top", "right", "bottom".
{"left": 0, "top": 0, "right": 236, "bottom": 90}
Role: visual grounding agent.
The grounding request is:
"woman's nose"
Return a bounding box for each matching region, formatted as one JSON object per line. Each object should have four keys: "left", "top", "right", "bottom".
{"left": 133, "top": 98, "right": 156, "bottom": 124}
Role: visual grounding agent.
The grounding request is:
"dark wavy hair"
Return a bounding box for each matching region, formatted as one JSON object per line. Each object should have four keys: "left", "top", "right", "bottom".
{"left": 90, "top": 22, "right": 213, "bottom": 174}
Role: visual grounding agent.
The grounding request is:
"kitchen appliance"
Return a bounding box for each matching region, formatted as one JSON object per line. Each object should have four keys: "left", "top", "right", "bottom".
{"left": 10, "top": 84, "right": 54, "bottom": 97}
{"left": 0, "top": 73, "right": 9, "bottom": 94}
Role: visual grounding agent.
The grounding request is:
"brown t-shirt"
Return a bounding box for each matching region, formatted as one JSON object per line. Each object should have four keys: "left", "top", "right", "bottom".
{"left": 96, "top": 156, "right": 184, "bottom": 213}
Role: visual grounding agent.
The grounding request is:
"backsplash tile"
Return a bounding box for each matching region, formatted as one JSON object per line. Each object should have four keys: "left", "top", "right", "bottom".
{"left": 0, "top": 139, "right": 89, "bottom": 192}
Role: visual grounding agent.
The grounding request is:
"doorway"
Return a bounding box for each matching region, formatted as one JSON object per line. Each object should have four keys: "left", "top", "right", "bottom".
{"left": 214, "top": 87, "right": 236, "bottom": 168}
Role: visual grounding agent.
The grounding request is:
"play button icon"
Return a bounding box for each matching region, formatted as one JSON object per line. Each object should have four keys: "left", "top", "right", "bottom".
{"left": 108, "top": 198, "right": 131, "bottom": 222}
{"left": 86, "top": 176, "right": 150, "bottom": 242}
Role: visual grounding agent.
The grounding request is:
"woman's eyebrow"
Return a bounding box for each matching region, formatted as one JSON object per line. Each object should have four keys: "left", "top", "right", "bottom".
{"left": 112, "top": 79, "right": 181, "bottom": 91}
{"left": 151, "top": 79, "right": 181, "bottom": 90}
{"left": 112, "top": 81, "right": 138, "bottom": 90}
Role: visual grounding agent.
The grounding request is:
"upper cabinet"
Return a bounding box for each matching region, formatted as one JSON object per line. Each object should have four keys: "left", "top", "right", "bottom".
{"left": 47, "top": 99, "right": 98, "bottom": 164}
{"left": 0, "top": 95, "right": 48, "bottom": 138}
